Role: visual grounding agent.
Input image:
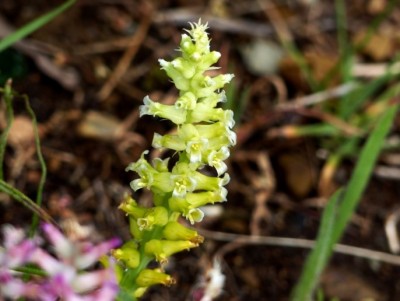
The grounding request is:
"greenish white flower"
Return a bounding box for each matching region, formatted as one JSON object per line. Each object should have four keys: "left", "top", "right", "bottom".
{"left": 185, "top": 208, "right": 205, "bottom": 224}
{"left": 140, "top": 96, "right": 187, "bottom": 124}
{"left": 136, "top": 207, "right": 168, "bottom": 231}
{"left": 171, "top": 173, "right": 197, "bottom": 198}
{"left": 208, "top": 146, "right": 230, "bottom": 176}
{"left": 152, "top": 132, "right": 185, "bottom": 150}
{"left": 175, "top": 92, "right": 197, "bottom": 110}
{"left": 152, "top": 157, "right": 170, "bottom": 172}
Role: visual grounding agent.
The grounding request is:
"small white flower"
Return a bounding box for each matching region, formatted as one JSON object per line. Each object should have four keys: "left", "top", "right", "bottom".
{"left": 185, "top": 208, "right": 205, "bottom": 225}
{"left": 171, "top": 174, "right": 196, "bottom": 198}
{"left": 186, "top": 138, "right": 208, "bottom": 164}
{"left": 226, "top": 129, "right": 237, "bottom": 146}
{"left": 208, "top": 147, "right": 230, "bottom": 176}
{"left": 139, "top": 96, "right": 153, "bottom": 117}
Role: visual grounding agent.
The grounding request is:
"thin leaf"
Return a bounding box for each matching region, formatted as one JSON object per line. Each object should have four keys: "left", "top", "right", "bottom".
{"left": 333, "top": 104, "right": 398, "bottom": 242}
{"left": 0, "top": 179, "right": 54, "bottom": 224}
{"left": 334, "top": 51, "right": 400, "bottom": 120}
{"left": 291, "top": 189, "right": 342, "bottom": 301}
{"left": 224, "top": 79, "right": 250, "bottom": 124}
{"left": 353, "top": 0, "right": 397, "bottom": 52}
{"left": 320, "top": 0, "right": 397, "bottom": 88}
{"left": 340, "top": 69, "right": 398, "bottom": 119}
{"left": 294, "top": 123, "right": 342, "bottom": 137}
{"left": 0, "top": 81, "right": 13, "bottom": 180}
{"left": 291, "top": 104, "right": 398, "bottom": 301}
{"left": 22, "top": 95, "right": 47, "bottom": 237}
{"left": 0, "top": 0, "right": 76, "bottom": 52}
{"left": 14, "top": 265, "right": 48, "bottom": 277}
{"left": 335, "top": 0, "right": 353, "bottom": 85}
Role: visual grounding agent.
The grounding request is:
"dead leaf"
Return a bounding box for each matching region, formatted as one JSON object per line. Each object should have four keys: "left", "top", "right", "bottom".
{"left": 77, "top": 111, "right": 120, "bottom": 141}
{"left": 278, "top": 152, "right": 316, "bottom": 198}
{"left": 321, "top": 267, "right": 386, "bottom": 301}
{"left": 304, "top": 51, "right": 339, "bottom": 85}
{"left": 354, "top": 30, "right": 394, "bottom": 61}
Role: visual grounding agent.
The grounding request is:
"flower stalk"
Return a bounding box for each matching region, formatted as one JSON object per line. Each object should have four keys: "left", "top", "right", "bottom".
{"left": 115, "top": 21, "right": 235, "bottom": 299}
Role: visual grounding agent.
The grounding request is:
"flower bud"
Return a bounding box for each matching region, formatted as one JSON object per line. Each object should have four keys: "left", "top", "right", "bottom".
{"left": 188, "top": 189, "right": 227, "bottom": 208}
{"left": 129, "top": 217, "right": 143, "bottom": 240}
{"left": 144, "top": 239, "right": 198, "bottom": 263}
{"left": 112, "top": 241, "right": 141, "bottom": 269}
{"left": 163, "top": 221, "right": 204, "bottom": 244}
{"left": 136, "top": 269, "right": 175, "bottom": 288}
{"left": 180, "top": 34, "right": 195, "bottom": 54}
{"left": 159, "top": 59, "right": 190, "bottom": 91}
{"left": 137, "top": 206, "right": 169, "bottom": 231}
{"left": 119, "top": 196, "right": 146, "bottom": 219}
{"left": 134, "top": 287, "right": 148, "bottom": 298}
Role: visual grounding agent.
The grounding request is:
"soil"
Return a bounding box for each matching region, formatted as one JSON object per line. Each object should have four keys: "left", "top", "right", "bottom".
{"left": 1, "top": 1, "right": 400, "bottom": 300}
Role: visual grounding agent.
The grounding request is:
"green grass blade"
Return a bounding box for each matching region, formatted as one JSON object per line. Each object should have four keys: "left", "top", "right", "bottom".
{"left": 292, "top": 123, "right": 342, "bottom": 137}
{"left": 333, "top": 104, "right": 398, "bottom": 242}
{"left": 340, "top": 66, "right": 399, "bottom": 119}
{"left": 0, "top": 179, "right": 53, "bottom": 224}
{"left": 14, "top": 265, "right": 48, "bottom": 277}
{"left": 0, "top": 84, "right": 50, "bottom": 233}
{"left": 291, "top": 190, "right": 343, "bottom": 301}
{"left": 225, "top": 79, "right": 250, "bottom": 124}
{"left": 284, "top": 41, "right": 318, "bottom": 91}
{"left": 335, "top": 0, "right": 355, "bottom": 117}
{"left": 335, "top": 0, "right": 352, "bottom": 83}
{"left": 22, "top": 95, "right": 47, "bottom": 236}
{"left": 0, "top": 81, "right": 13, "bottom": 180}
{"left": 291, "top": 104, "right": 397, "bottom": 301}
{"left": 354, "top": 0, "right": 397, "bottom": 52}
{"left": 0, "top": 0, "right": 76, "bottom": 52}
{"left": 321, "top": 0, "right": 398, "bottom": 87}
{"left": 320, "top": 0, "right": 396, "bottom": 89}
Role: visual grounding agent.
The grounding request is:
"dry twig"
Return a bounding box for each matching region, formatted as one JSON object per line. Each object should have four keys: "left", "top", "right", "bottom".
{"left": 97, "top": 16, "right": 151, "bottom": 101}
{"left": 200, "top": 229, "right": 400, "bottom": 266}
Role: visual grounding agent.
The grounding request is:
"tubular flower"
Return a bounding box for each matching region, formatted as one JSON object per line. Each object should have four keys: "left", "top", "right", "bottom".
{"left": 0, "top": 223, "right": 121, "bottom": 301}
{"left": 117, "top": 21, "right": 235, "bottom": 299}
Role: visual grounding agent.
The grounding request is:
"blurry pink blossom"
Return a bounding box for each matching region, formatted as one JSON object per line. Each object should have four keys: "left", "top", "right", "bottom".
{"left": 0, "top": 223, "right": 121, "bottom": 301}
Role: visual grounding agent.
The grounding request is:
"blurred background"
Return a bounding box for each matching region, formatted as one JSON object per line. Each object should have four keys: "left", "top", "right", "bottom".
{"left": 1, "top": 1, "right": 400, "bottom": 300}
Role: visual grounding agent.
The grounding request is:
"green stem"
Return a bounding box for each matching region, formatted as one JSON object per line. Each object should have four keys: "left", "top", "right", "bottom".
{"left": 0, "top": 179, "right": 53, "bottom": 223}
{"left": 23, "top": 95, "right": 47, "bottom": 237}
{"left": 0, "top": 82, "right": 14, "bottom": 180}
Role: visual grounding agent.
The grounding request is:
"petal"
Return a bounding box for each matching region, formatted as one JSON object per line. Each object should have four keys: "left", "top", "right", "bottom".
{"left": 75, "top": 238, "right": 121, "bottom": 270}
{"left": 41, "top": 223, "right": 74, "bottom": 260}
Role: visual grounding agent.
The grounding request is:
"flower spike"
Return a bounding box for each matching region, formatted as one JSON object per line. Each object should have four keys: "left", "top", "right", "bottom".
{"left": 119, "top": 20, "right": 235, "bottom": 298}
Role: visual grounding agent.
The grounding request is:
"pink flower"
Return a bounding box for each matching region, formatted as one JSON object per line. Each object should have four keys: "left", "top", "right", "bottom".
{"left": 0, "top": 223, "right": 121, "bottom": 301}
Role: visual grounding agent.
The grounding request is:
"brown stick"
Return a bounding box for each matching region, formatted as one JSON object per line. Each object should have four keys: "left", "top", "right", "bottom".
{"left": 97, "top": 17, "right": 151, "bottom": 101}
